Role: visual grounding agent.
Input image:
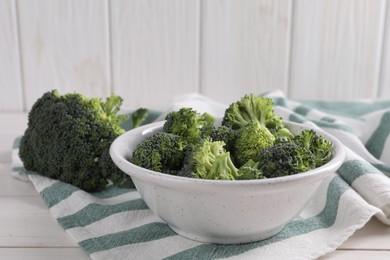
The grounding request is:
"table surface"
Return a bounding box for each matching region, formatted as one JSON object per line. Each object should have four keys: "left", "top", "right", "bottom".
{"left": 1, "top": 112, "right": 390, "bottom": 260}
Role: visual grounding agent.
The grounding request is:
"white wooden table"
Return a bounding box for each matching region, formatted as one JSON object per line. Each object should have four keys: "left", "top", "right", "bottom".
{"left": 1, "top": 112, "right": 390, "bottom": 260}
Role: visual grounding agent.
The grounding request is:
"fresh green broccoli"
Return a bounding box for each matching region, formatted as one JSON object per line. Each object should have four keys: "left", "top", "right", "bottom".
{"left": 237, "top": 159, "right": 265, "bottom": 180}
{"left": 131, "top": 132, "right": 187, "bottom": 174}
{"left": 126, "top": 94, "right": 334, "bottom": 182}
{"left": 222, "top": 94, "right": 293, "bottom": 142}
{"left": 233, "top": 122, "right": 275, "bottom": 167}
{"left": 184, "top": 138, "right": 240, "bottom": 180}
{"left": 210, "top": 125, "right": 238, "bottom": 153}
{"left": 163, "top": 108, "right": 216, "bottom": 144}
{"left": 256, "top": 143, "right": 315, "bottom": 178}
{"left": 131, "top": 108, "right": 149, "bottom": 128}
{"left": 19, "top": 90, "right": 132, "bottom": 192}
{"left": 223, "top": 94, "right": 278, "bottom": 128}
{"left": 293, "top": 129, "right": 333, "bottom": 167}
{"left": 274, "top": 127, "right": 294, "bottom": 143}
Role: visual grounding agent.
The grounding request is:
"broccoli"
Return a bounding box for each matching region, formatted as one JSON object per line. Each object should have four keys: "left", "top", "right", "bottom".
{"left": 233, "top": 122, "right": 275, "bottom": 167}
{"left": 163, "top": 107, "right": 216, "bottom": 144}
{"left": 184, "top": 138, "right": 240, "bottom": 180}
{"left": 256, "top": 143, "right": 315, "bottom": 178}
{"left": 131, "top": 108, "right": 149, "bottom": 128}
{"left": 274, "top": 127, "right": 294, "bottom": 143}
{"left": 210, "top": 125, "right": 238, "bottom": 153}
{"left": 293, "top": 129, "right": 333, "bottom": 167}
{"left": 131, "top": 132, "right": 187, "bottom": 174}
{"left": 126, "top": 94, "right": 334, "bottom": 182}
{"left": 237, "top": 159, "right": 265, "bottom": 180}
{"left": 19, "top": 90, "right": 132, "bottom": 192}
{"left": 222, "top": 94, "right": 293, "bottom": 139}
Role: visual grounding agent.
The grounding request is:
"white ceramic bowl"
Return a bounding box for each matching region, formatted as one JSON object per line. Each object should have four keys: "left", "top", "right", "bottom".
{"left": 110, "top": 121, "right": 345, "bottom": 244}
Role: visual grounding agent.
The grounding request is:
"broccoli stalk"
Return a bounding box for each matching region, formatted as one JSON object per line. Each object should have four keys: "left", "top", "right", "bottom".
{"left": 19, "top": 90, "right": 132, "bottom": 192}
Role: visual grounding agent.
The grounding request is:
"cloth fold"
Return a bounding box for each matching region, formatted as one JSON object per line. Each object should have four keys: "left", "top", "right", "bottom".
{"left": 11, "top": 91, "right": 390, "bottom": 259}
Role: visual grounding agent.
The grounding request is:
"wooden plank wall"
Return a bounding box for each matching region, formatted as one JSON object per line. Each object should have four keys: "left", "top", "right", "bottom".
{"left": 1, "top": 0, "right": 390, "bottom": 112}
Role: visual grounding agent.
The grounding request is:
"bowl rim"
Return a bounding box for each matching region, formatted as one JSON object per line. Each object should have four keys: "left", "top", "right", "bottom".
{"left": 110, "top": 120, "right": 346, "bottom": 187}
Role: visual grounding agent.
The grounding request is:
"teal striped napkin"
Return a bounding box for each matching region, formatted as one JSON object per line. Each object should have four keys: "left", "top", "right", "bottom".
{"left": 12, "top": 91, "right": 390, "bottom": 259}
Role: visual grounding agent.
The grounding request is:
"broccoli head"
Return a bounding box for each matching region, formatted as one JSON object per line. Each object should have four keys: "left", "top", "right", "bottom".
{"left": 233, "top": 122, "right": 275, "bottom": 167}
{"left": 186, "top": 138, "right": 239, "bottom": 180}
{"left": 256, "top": 143, "right": 315, "bottom": 178}
{"left": 210, "top": 125, "right": 238, "bottom": 153}
{"left": 237, "top": 159, "right": 266, "bottom": 180}
{"left": 163, "top": 108, "right": 216, "bottom": 144}
{"left": 131, "top": 132, "right": 187, "bottom": 174}
{"left": 293, "top": 129, "right": 333, "bottom": 167}
{"left": 131, "top": 108, "right": 149, "bottom": 128}
{"left": 274, "top": 127, "right": 294, "bottom": 143}
{"left": 222, "top": 94, "right": 283, "bottom": 130}
{"left": 19, "top": 90, "right": 132, "bottom": 192}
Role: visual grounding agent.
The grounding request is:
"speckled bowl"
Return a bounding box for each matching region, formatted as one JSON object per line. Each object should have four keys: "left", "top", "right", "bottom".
{"left": 110, "top": 121, "right": 345, "bottom": 244}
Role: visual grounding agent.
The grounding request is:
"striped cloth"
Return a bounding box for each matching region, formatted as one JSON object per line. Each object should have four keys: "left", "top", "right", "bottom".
{"left": 11, "top": 91, "right": 390, "bottom": 260}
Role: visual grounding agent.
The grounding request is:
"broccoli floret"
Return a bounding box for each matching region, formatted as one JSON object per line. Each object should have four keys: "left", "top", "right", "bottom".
{"left": 210, "top": 125, "right": 238, "bottom": 153}
{"left": 233, "top": 122, "right": 275, "bottom": 167}
{"left": 222, "top": 94, "right": 285, "bottom": 130}
{"left": 131, "top": 132, "right": 187, "bottom": 174}
{"left": 184, "top": 138, "right": 239, "bottom": 180}
{"left": 237, "top": 159, "right": 266, "bottom": 180}
{"left": 19, "top": 90, "right": 132, "bottom": 192}
{"left": 256, "top": 143, "right": 315, "bottom": 178}
{"left": 274, "top": 127, "right": 294, "bottom": 143}
{"left": 163, "top": 108, "right": 216, "bottom": 144}
{"left": 131, "top": 108, "right": 149, "bottom": 128}
{"left": 293, "top": 129, "right": 333, "bottom": 167}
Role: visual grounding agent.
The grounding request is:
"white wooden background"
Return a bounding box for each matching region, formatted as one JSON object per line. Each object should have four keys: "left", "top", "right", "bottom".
{"left": 1, "top": 0, "right": 390, "bottom": 112}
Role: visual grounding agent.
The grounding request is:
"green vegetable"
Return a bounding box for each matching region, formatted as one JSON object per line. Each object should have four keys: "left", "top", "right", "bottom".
{"left": 256, "top": 143, "right": 315, "bottom": 178}
{"left": 163, "top": 107, "right": 216, "bottom": 144}
{"left": 210, "top": 125, "right": 238, "bottom": 153}
{"left": 131, "top": 108, "right": 149, "bottom": 128}
{"left": 237, "top": 159, "right": 265, "bottom": 180}
{"left": 185, "top": 138, "right": 240, "bottom": 180}
{"left": 19, "top": 90, "right": 132, "bottom": 192}
{"left": 129, "top": 94, "right": 333, "bottom": 181}
{"left": 293, "top": 129, "right": 333, "bottom": 167}
{"left": 131, "top": 132, "right": 187, "bottom": 174}
{"left": 222, "top": 94, "right": 287, "bottom": 131}
{"left": 233, "top": 122, "right": 275, "bottom": 167}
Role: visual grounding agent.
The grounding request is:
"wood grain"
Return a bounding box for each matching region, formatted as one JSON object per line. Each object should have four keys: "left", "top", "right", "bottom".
{"left": 0, "top": 113, "right": 27, "bottom": 163}
{"left": 379, "top": 1, "right": 390, "bottom": 98}
{"left": 1, "top": 0, "right": 390, "bottom": 113}
{"left": 0, "top": 163, "right": 79, "bottom": 248}
{"left": 338, "top": 217, "right": 390, "bottom": 250}
{"left": 110, "top": 0, "right": 200, "bottom": 110}
{"left": 200, "top": 0, "right": 292, "bottom": 104}
{"left": 290, "top": 0, "right": 386, "bottom": 100}
{"left": 320, "top": 250, "right": 390, "bottom": 260}
{"left": 0, "top": 0, "right": 23, "bottom": 111}
{"left": 0, "top": 248, "right": 90, "bottom": 260}
{"left": 17, "top": 0, "right": 111, "bottom": 111}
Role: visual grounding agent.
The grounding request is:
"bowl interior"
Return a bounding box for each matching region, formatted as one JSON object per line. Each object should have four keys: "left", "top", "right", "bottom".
{"left": 110, "top": 120, "right": 345, "bottom": 187}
